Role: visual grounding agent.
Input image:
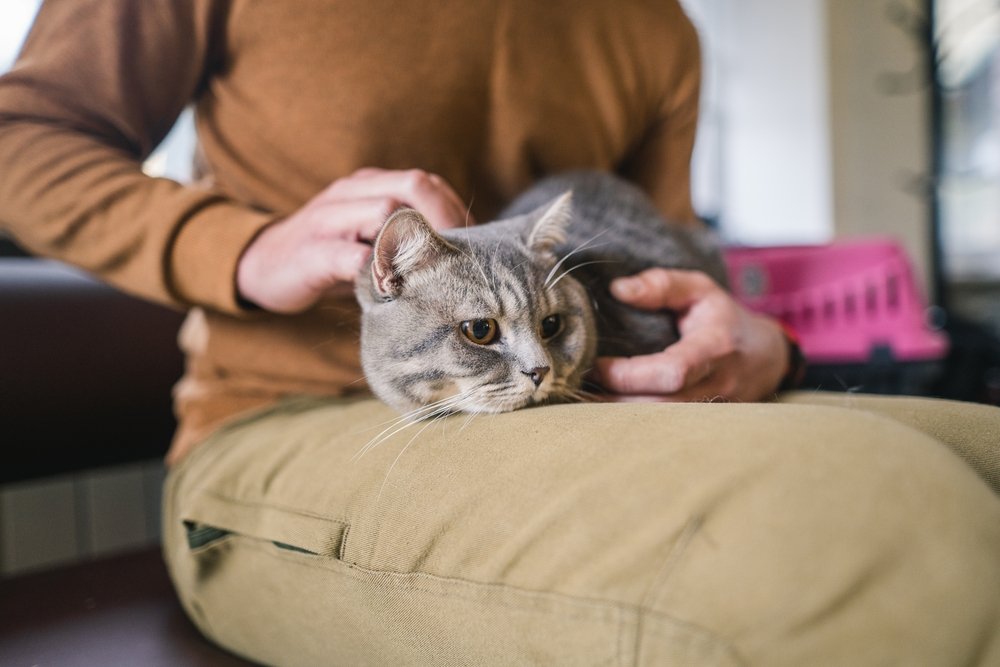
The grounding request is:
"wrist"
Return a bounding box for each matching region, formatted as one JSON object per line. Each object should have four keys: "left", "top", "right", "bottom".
{"left": 776, "top": 321, "right": 807, "bottom": 391}
{"left": 169, "top": 202, "right": 278, "bottom": 314}
{"left": 234, "top": 218, "right": 287, "bottom": 312}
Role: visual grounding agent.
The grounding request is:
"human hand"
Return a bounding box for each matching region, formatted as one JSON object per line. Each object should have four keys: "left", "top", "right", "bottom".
{"left": 592, "top": 268, "right": 790, "bottom": 402}
{"left": 236, "top": 168, "right": 472, "bottom": 313}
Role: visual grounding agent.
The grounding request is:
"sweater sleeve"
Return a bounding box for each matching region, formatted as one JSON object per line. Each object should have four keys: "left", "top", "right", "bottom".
{"left": 0, "top": 0, "right": 276, "bottom": 313}
{"left": 621, "top": 0, "right": 702, "bottom": 228}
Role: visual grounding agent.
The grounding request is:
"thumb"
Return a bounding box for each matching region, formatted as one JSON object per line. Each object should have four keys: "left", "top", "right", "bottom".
{"left": 312, "top": 240, "right": 372, "bottom": 285}
{"left": 609, "top": 268, "right": 718, "bottom": 311}
{"left": 266, "top": 241, "right": 371, "bottom": 313}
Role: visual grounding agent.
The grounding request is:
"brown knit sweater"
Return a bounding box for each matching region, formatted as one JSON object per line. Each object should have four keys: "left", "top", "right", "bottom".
{"left": 0, "top": 0, "right": 702, "bottom": 463}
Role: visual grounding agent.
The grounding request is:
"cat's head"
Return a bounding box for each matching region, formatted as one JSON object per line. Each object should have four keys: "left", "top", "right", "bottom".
{"left": 356, "top": 194, "right": 596, "bottom": 415}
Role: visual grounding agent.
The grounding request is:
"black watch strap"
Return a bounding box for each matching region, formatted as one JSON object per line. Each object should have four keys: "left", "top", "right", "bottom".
{"left": 778, "top": 323, "right": 808, "bottom": 391}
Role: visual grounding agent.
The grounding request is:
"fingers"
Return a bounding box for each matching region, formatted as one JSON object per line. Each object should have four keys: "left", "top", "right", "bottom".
{"left": 304, "top": 238, "right": 372, "bottom": 286}
{"left": 593, "top": 268, "right": 791, "bottom": 402}
{"left": 595, "top": 342, "right": 722, "bottom": 396}
{"left": 237, "top": 234, "right": 372, "bottom": 314}
{"left": 236, "top": 167, "right": 471, "bottom": 314}
{"left": 320, "top": 168, "right": 473, "bottom": 231}
{"left": 593, "top": 268, "right": 751, "bottom": 397}
{"left": 609, "top": 268, "right": 719, "bottom": 311}
{"left": 592, "top": 317, "right": 788, "bottom": 402}
{"left": 593, "top": 352, "right": 687, "bottom": 395}
{"left": 593, "top": 350, "right": 740, "bottom": 402}
{"left": 306, "top": 198, "right": 404, "bottom": 241}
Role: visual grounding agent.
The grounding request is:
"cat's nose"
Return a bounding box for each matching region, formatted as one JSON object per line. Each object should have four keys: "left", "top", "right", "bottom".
{"left": 522, "top": 366, "right": 550, "bottom": 388}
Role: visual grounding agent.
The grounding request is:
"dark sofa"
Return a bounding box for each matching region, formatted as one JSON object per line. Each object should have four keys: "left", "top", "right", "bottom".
{"left": 0, "top": 253, "right": 253, "bottom": 665}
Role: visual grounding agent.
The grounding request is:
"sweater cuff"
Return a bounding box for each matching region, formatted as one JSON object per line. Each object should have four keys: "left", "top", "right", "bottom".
{"left": 168, "top": 200, "right": 278, "bottom": 315}
{"left": 777, "top": 322, "right": 808, "bottom": 391}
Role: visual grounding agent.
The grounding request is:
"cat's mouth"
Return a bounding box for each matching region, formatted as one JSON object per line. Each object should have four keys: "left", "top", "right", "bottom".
{"left": 435, "top": 374, "right": 568, "bottom": 414}
{"left": 473, "top": 386, "right": 556, "bottom": 413}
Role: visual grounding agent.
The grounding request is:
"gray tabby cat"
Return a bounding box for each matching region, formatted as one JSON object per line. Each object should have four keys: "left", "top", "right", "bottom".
{"left": 355, "top": 170, "right": 727, "bottom": 415}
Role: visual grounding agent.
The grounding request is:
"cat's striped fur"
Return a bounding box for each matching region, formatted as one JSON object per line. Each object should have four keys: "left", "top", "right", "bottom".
{"left": 355, "top": 170, "right": 727, "bottom": 415}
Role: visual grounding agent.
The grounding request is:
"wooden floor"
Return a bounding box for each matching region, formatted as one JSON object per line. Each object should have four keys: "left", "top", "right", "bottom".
{"left": 0, "top": 547, "right": 255, "bottom": 666}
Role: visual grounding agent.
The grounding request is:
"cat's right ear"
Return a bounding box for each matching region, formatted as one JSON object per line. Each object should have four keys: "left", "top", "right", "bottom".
{"left": 371, "top": 208, "right": 455, "bottom": 299}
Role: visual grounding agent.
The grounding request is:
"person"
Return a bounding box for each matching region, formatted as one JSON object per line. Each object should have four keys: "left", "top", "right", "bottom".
{"left": 1, "top": 1, "right": 997, "bottom": 664}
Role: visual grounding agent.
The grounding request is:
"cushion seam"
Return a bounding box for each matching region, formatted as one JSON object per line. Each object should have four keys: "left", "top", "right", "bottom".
{"left": 233, "top": 535, "right": 740, "bottom": 662}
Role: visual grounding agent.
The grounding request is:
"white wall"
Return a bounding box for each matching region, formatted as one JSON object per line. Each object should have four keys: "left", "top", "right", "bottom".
{"left": 683, "top": 0, "right": 935, "bottom": 288}
{"left": 683, "top": 0, "right": 834, "bottom": 246}
{"left": 0, "top": 0, "right": 42, "bottom": 71}
{"left": 827, "top": 0, "right": 932, "bottom": 289}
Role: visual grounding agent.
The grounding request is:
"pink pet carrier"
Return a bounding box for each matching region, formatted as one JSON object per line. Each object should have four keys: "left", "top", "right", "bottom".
{"left": 724, "top": 238, "right": 949, "bottom": 365}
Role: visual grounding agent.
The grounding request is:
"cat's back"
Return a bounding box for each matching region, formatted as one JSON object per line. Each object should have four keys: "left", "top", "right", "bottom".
{"left": 500, "top": 170, "right": 727, "bottom": 287}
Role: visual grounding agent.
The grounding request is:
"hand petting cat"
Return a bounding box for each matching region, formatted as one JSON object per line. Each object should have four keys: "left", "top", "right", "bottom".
{"left": 593, "top": 268, "right": 790, "bottom": 402}
{"left": 236, "top": 168, "right": 471, "bottom": 313}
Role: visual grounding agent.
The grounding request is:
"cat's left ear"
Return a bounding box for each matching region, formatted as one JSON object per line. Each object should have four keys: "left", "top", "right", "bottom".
{"left": 527, "top": 191, "right": 572, "bottom": 256}
{"left": 372, "top": 208, "right": 456, "bottom": 299}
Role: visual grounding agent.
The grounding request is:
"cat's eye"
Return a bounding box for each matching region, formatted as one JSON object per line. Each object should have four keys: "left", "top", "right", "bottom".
{"left": 540, "top": 314, "right": 563, "bottom": 339}
{"left": 460, "top": 318, "right": 499, "bottom": 345}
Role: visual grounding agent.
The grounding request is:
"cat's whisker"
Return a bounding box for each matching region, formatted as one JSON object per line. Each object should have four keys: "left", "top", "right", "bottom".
{"left": 362, "top": 386, "right": 482, "bottom": 447}
{"left": 352, "top": 417, "right": 424, "bottom": 462}
{"left": 479, "top": 382, "right": 515, "bottom": 397}
{"left": 352, "top": 392, "right": 471, "bottom": 461}
{"left": 490, "top": 240, "right": 504, "bottom": 294}
{"left": 459, "top": 201, "right": 499, "bottom": 297}
{"left": 351, "top": 399, "right": 443, "bottom": 439}
{"left": 542, "top": 229, "right": 609, "bottom": 287}
{"left": 542, "top": 229, "right": 611, "bottom": 289}
{"left": 545, "top": 377, "right": 598, "bottom": 405}
{"left": 458, "top": 411, "right": 479, "bottom": 432}
{"left": 464, "top": 195, "right": 476, "bottom": 229}
{"left": 354, "top": 413, "right": 440, "bottom": 462}
{"left": 375, "top": 416, "right": 442, "bottom": 502}
{"left": 491, "top": 239, "right": 503, "bottom": 267}
{"left": 379, "top": 391, "right": 464, "bottom": 424}
{"left": 547, "top": 259, "right": 621, "bottom": 291}
{"left": 580, "top": 382, "right": 608, "bottom": 398}
{"left": 372, "top": 388, "right": 489, "bottom": 497}
{"left": 452, "top": 236, "right": 494, "bottom": 298}
{"left": 346, "top": 408, "right": 413, "bottom": 442}
{"left": 565, "top": 387, "right": 598, "bottom": 403}
{"left": 345, "top": 374, "right": 375, "bottom": 387}
{"left": 462, "top": 209, "right": 496, "bottom": 290}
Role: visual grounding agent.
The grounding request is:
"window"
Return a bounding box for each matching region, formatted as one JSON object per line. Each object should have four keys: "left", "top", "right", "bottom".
{"left": 681, "top": 0, "right": 834, "bottom": 246}
{"left": 936, "top": 0, "right": 1000, "bottom": 280}
{"left": 0, "top": 1, "right": 41, "bottom": 72}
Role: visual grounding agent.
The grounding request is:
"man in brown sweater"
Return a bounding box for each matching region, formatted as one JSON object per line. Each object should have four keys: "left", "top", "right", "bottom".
{"left": 2, "top": 1, "right": 999, "bottom": 664}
